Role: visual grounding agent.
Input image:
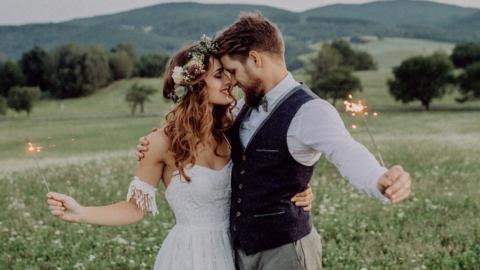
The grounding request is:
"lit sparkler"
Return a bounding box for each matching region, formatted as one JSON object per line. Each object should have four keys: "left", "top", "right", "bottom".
{"left": 25, "top": 138, "right": 50, "bottom": 192}
{"left": 344, "top": 95, "right": 386, "bottom": 168}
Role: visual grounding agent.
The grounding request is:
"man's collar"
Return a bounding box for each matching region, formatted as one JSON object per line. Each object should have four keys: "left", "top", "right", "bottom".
{"left": 263, "top": 72, "right": 299, "bottom": 109}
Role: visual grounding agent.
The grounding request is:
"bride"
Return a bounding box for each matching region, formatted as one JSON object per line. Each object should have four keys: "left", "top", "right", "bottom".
{"left": 46, "top": 36, "right": 312, "bottom": 269}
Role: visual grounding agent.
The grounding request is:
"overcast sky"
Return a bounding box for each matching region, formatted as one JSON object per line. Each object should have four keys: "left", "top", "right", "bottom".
{"left": 1, "top": 0, "right": 479, "bottom": 25}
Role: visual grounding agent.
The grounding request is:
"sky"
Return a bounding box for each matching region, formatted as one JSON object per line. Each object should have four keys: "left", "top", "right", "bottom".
{"left": 1, "top": 0, "right": 480, "bottom": 25}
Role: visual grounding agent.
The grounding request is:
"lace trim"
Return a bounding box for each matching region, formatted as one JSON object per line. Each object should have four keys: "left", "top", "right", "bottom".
{"left": 126, "top": 176, "right": 159, "bottom": 216}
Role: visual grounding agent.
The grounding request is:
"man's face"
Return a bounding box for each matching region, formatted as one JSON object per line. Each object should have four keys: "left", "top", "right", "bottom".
{"left": 220, "top": 54, "right": 264, "bottom": 107}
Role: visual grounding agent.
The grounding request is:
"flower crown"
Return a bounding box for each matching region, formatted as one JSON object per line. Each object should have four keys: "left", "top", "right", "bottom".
{"left": 168, "top": 35, "right": 220, "bottom": 103}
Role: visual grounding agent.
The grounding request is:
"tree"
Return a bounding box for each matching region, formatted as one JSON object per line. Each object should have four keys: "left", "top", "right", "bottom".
{"left": 331, "top": 39, "right": 356, "bottom": 67}
{"left": 353, "top": 50, "right": 377, "bottom": 71}
{"left": 109, "top": 50, "right": 135, "bottom": 80}
{"left": 7, "top": 86, "right": 41, "bottom": 116}
{"left": 136, "top": 53, "right": 169, "bottom": 78}
{"left": 456, "top": 62, "right": 480, "bottom": 103}
{"left": 19, "top": 46, "right": 52, "bottom": 91}
{"left": 306, "top": 44, "right": 362, "bottom": 105}
{"left": 306, "top": 43, "right": 342, "bottom": 77}
{"left": 0, "top": 96, "right": 7, "bottom": 115}
{"left": 388, "top": 52, "right": 455, "bottom": 110}
{"left": 451, "top": 42, "right": 480, "bottom": 68}
{"left": 125, "top": 83, "right": 158, "bottom": 116}
{"left": 0, "top": 61, "right": 25, "bottom": 97}
{"left": 84, "top": 46, "right": 112, "bottom": 88}
{"left": 48, "top": 44, "right": 111, "bottom": 98}
{"left": 48, "top": 44, "right": 91, "bottom": 98}
{"left": 111, "top": 43, "right": 137, "bottom": 62}
{"left": 311, "top": 67, "right": 362, "bottom": 106}
{"left": 330, "top": 39, "right": 377, "bottom": 71}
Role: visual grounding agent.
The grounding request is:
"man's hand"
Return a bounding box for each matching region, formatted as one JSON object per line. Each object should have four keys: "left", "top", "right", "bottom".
{"left": 291, "top": 184, "right": 314, "bottom": 211}
{"left": 136, "top": 128, "right": 157, "bottom": 161}
{"left": 377, "top": 165, "right": 411, "bottom": 204}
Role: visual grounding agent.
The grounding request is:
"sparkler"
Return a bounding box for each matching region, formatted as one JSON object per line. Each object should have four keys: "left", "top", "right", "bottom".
{"left": 344, "top": 94, "right": 386, "bottom": 168}
{"left": 25, "top": 138, "right": 50, "bottom": 192}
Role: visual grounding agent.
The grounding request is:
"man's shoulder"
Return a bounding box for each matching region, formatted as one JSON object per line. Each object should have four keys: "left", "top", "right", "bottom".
{"left": 296, "top": 94, "right": 340, "bottom": 117}
{"left": 294, "top": 83, "right": 318, "bottom": 98}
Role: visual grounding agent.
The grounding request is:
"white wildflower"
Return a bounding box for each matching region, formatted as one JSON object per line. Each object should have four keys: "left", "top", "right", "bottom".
{"left": 112, "top": 235, "right": 129, "bottom": 245}
{"left": 73, "top": 262, "right": 85, "bottom": 270}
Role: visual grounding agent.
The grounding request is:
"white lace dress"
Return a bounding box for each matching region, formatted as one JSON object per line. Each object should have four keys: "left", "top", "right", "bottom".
{"left": 126, "top": 160, "right": 235, "bottom": 270}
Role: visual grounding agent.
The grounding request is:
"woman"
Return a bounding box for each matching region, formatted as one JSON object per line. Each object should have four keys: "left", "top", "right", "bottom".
{"left": 46, "top": 36, "right": 311, "bottom": 270}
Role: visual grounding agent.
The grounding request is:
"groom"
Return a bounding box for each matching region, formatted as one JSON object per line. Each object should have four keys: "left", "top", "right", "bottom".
{"left": 138, "top": 12, "right": 411, "bottom": 270}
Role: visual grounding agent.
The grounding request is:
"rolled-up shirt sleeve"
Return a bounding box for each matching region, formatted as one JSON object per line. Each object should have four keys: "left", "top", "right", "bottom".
{"left": 290, "top": 98, "right": 389, "bottom": 203}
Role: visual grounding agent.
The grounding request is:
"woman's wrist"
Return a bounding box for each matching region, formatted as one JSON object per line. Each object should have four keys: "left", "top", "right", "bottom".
{"left": 77, "top": 206, "right": 88, "bottom": 224}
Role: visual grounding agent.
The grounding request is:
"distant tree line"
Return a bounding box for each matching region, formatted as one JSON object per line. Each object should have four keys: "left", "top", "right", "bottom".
{"left": 0, "top": 43, "right": 169, "bottom": 116}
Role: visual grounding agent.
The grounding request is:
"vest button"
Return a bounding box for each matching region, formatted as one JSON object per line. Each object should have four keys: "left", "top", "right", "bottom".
{"left": 241, "top": 154, "right": 247, "bottom": 161}
{"left": 236, "top": 211, "right": 241, "bottom": 217}
{"left": 240, "top": 169, "right": 246, "bottom": 175}
{"left": 237, "top": 198, "right": 242, "bottom": 203}
{"left": 233, "top": 225, "right": 237, "bottom": 231}
{"left": 238, "top": 184, "right": 243, "bottom": 190}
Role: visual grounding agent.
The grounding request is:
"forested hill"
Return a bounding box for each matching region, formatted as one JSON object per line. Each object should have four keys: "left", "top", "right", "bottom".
{"left": 0, "top": 0, "right": 479, "bottom": 61}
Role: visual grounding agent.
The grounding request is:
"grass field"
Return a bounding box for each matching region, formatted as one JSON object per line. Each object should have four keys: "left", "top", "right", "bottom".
{"left": 1, "top": 38, "right": 479, "bottom": 269}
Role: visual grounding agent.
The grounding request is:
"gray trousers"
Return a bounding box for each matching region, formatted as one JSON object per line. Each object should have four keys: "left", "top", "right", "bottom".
{"left": 234, "top": 227, "right": 322, "bottom": 270}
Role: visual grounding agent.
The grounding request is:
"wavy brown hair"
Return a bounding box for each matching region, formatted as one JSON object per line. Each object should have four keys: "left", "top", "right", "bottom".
{"left": 162, "top": 44, "right": 236, "bottom": 181}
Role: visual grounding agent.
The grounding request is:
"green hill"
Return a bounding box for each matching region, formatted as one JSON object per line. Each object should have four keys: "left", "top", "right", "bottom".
{"left": 302, "top": 0, "right": 476, "bottom": 26}
{"left": 0, "top": 0, "right": 479, "bottom": 63}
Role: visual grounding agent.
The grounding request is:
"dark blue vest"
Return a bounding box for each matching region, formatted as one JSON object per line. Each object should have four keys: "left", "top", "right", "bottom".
{"left": 229, "top": 84, "right": 318, "bottom": 255}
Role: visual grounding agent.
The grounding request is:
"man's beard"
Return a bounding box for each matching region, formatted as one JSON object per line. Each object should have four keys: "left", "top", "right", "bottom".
{"left": 242, "top": 77, "right": 264, "bottom": 108}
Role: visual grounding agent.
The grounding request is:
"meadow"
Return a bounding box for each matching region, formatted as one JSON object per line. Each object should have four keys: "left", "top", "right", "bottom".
{"left": 1, "top": 38, "right": 479, "bottom": 269}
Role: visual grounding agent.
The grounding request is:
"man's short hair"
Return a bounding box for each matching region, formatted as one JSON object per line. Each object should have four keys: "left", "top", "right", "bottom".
{"left": 215, "top": 11, "right": 285, "bottom": 61}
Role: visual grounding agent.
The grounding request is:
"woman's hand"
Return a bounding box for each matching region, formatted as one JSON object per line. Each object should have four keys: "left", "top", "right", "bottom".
{"left": 46, "top": 192, "right": 85, "bottom": 223}
{"left": 291, "top": 184, "right": 314, "bottom": 211}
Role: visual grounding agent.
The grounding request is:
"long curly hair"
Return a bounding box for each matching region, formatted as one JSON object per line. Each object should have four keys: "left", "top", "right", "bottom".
{"left": 162, "top": 44, "right": 236, "bottom": 182}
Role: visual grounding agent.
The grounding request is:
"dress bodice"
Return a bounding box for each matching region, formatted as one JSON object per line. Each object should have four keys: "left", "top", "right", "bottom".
{"left": 165, "top": 160, "right": 232, "bottom": 228}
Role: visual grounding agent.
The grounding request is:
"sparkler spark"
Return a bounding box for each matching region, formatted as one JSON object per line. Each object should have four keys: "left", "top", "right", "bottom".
{"left": 344, "top": 99, "right": 367, "bottom": 114}
{"left": 25, "top": 138, "right": 50, "bottom": 192}
{"left": 344, "top": 95, "right": 386, "bottom": 168}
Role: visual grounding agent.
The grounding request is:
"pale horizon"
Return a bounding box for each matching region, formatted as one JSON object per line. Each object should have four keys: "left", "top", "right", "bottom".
{"left": 1, "top": 0, "right": 480, "bottom": 26}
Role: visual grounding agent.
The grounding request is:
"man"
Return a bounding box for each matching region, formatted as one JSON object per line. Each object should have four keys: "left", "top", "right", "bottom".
{"left": 137, "top": 12, "right": 411, "bottom": 270}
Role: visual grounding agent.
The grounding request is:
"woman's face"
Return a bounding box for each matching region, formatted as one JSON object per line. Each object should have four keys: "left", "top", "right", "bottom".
{"left": 203, "top": 57, "right": 234, "bottom": 106}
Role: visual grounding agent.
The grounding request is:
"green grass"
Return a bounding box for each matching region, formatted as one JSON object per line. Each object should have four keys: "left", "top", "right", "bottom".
{"left": 19, "top": 78, "right": 168, "bottom": 119}
{"left": 1, "top": 37, "right": 480, "bottom": 269}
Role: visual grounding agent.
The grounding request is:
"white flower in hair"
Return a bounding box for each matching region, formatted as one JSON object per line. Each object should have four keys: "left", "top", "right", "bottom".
{"left": 172, "top": 66, "right": 185, "bottom": 84}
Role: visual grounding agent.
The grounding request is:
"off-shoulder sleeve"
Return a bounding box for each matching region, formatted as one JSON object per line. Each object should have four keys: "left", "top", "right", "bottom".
{"left": 126, "top": 176, "right": 159, "bottom": 216}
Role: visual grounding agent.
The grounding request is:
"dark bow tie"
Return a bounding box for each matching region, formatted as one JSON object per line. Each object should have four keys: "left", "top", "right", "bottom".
{"left": 254, "top": 96, "right": 269, "bottom": 112}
